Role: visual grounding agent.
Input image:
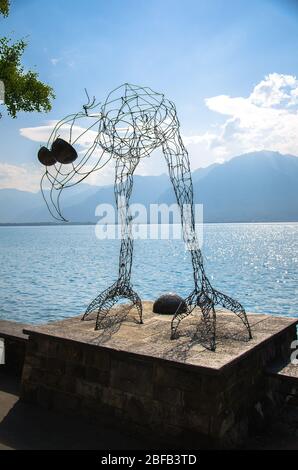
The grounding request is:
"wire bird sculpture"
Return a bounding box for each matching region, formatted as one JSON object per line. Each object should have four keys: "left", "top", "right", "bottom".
{"left": 37, "top": 83, "right": 252, "bottom": 351}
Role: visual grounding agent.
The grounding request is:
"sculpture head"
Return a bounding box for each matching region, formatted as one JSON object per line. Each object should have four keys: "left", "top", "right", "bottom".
{"left": 97, "top": 83, "right": 176, "bottom": 158}
{"left": 37, "top": 83, "right": 177, "bottom": 220}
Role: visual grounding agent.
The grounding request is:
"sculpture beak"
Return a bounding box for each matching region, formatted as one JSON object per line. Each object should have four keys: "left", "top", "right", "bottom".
{"left": 40, "top": 173, "right": 68, "bottom": 222}
{"left": 38, "top": 139, "right": 79, "bottom": 222}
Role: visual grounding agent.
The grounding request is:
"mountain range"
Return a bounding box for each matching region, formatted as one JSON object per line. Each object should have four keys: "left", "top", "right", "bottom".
{"left": 1, "top": 151, "right": 298, "bottom": 224}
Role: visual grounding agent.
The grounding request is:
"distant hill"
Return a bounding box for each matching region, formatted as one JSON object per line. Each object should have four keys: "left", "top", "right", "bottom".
{"left": 19, "top": 183, "right": 99, "bottom": 223}
{"left": 0, "top": 151, "right": 298, "bottom": 223}
{"left": 63, "top": 174, "right": 170, "bottom": 222}
{"left": 158, "top": 151, "right": 298, "bottom": 222}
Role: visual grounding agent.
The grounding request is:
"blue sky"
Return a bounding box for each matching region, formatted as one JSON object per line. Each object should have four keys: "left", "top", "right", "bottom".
{"left": 1, "top": 0, "right": 298, "bottom": 190}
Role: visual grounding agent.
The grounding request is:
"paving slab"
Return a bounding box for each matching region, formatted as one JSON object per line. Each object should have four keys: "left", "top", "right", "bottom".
{"left": 23, "top": 301, "right": 298, "bottom": 374}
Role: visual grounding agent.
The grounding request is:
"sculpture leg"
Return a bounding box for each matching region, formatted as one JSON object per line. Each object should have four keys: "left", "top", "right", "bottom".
{"left": 82, "top": 281, "right": 143, "bottom": 330}
{"left": 162, "top": 131, "right": 251, "bottom": 349}
{"left": 170, "top": 290, "right": 217, "bottom": 351}
{"left": 210, "top": 288, "right": 252, "bottom": 339}
{"left": 82, "top": 157, "right": 143, "bottom": 328}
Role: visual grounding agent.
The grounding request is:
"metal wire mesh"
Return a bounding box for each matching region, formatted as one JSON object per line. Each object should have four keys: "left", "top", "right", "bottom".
{"left": 39, "top": 83, "right": 252, "bottom": 351}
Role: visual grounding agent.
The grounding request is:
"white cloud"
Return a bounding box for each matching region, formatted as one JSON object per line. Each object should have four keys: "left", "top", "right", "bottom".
{"left": 18, "top": 72, "right": 298, "bottom": 190}
{"left": 250, "top": 73, "right": 298, "bottom": 107}
{"left": 189, "top": 73, "right": 298, "bottom": 164}
{"left": 20, "top": 121, "right": 57, "bottom": 143}
{"left": 20, "top": 121, "right": 99, "bottom": 149}
{"left": 50, "top": 58, "right": 61, "bottom": 66}
{"left": 50, "top": 57, "right": 75, "bottom": 68}
{"left": 0, "top": 163, "right": 42, "bottom": 192}
{"left": 19, "top": 120, "right": 116, "bottom": 189}
{"left": 0, "top": 159, "right": 115, "bottom": 193}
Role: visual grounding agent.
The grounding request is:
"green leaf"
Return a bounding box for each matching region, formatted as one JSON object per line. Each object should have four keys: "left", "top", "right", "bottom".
{"left": 0, "top": 37, "right": 55, "bottom": 118}
{"left": 0, "top": 0, "right": 10, "bottom": 17}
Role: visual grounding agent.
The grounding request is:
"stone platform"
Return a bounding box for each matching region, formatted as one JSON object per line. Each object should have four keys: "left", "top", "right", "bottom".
{"left": 21, "top": 302, "right": 298, "bottom": 448}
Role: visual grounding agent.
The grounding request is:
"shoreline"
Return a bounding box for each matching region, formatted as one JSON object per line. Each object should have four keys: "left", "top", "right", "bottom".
{"left": 1, "top": 221, "right": 298, "bottom": 227}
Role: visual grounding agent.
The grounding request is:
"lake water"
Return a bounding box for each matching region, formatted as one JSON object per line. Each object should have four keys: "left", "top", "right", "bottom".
{"left": 0, "top": 223, "right": 297, "bottom": 324}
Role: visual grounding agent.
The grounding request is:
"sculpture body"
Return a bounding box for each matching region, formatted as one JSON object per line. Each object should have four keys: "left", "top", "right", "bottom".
{"left": 39, "top": 83, "right": 252, "bottom": 350}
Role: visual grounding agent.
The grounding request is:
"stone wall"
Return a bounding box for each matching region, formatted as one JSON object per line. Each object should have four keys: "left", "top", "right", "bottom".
{"left": 21, "top": 322, "right": 297, "bottom": 448}
{"left": 267, "top": 361, "right": 298, "bottom": 409}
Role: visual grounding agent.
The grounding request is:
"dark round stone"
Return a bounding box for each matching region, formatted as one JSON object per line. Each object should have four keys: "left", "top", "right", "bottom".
{"left": 51, "top": 138, "right": 78, "bottom": 164}
{"left": 153, "top": 293, "right": 187, "bottom": 315}
{"left": 37, "top": 146, "right": 57, "bottom": 166}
